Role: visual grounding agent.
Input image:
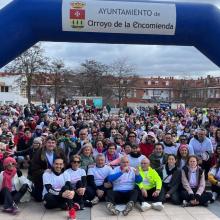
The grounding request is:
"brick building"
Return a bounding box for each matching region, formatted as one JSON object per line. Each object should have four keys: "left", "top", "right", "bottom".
{"left": 0, "top": 72, "right": 219, "bottom": 108}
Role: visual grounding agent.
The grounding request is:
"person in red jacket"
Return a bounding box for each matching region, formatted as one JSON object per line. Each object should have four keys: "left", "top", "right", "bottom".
{"left": 139, "top": 132, "right": 158, "bottom": 158}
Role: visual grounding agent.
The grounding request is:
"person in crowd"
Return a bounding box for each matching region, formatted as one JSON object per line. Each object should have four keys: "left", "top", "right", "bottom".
{"left": 31, "top": 135, "right": 66, "bottom": 201}
{"left": 136, "top": 158, "right": 164, "bottom": 211}
{"left": 127, "top": 131, "right": 140, "bottom": 145}
{"left": 208, "top": 158, "right": 220, "bottom": 201}
{"left": 139, "top": 132, "right": 157, "bottom": 158}
{"left": 100, "top": 120, "right": 111, "bottom": 138}
{"left": 64, "top": 155, "right": 87, "bottom": 209}
{"left": 14, "top": 137, "right": 42, "bottom": 180}
{"left": 181, "top": 155, "right": 212, "bottom": 206}
{"left": 0, "top": 157, "right": 31, "bottom": 214}
{"left": 211, "top": 144, "right": 220, "bottom": 166}
{"left": 93, "top": 140, "right": 105, "bottom": 158}
{"left": 149, "top": 143, "right": 167, "bottom": 170}
{"left": 79, "top": 143, "right": 95, "bottom": 172}
{"left": 106, "top": 156, "right": 141, "bottom": 216}
{"left": 42, "top": 157, "right": 78, "bottom": 220}
{"left": 128, "top": 144, "right": 146, "bottom": 168}
{"left": 189, "top": 128, "right": 213, "bottom": 177}
{"left": 104, "top": 143, "right": 121, "bottom": 166}
{"left": 75, "top": 128, "right": 90, "bottom": 152}
{"left": 114, "top": 133, "right": 124, "bottom": 153}
{"left": 158, "top": 154, "right": 182, "bottom": 205}
{"left": 86, "top": 154, "right": 113, "bottom": 205}
{"left": 162, "top": 133, "right": 178, "bottom": 155}
{"left": 176, "top": 144, "right": 190, "bottom": 169}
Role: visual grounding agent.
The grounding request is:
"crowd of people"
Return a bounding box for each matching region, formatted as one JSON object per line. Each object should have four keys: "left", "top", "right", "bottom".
{"left": 0, "top": 103, "right": 220, "bottom": 220}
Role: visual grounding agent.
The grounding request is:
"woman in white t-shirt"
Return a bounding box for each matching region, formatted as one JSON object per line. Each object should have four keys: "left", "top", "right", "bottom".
{"left": 64, "top": 155, "right": 87, "bottom": 209}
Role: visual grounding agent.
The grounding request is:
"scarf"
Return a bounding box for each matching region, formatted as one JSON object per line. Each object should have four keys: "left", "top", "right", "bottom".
{"left": 165, "top": 163, "right": 177, "bottom": 176}
{"left": 2, "top": 168, "right": 17, "bottom": 191}
{"left": 97, "top": 147, "right": 103, "bottom": 153}
{"left": 106, "top": 151, "right": 117, "bottom": 162}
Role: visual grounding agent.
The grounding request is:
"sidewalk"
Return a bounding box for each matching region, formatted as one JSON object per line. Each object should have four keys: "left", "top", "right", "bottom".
{"left": 91, "top": 203, "right": 220, "bottom": 220}
{"left": 1, "top": 200, "right": 220, "bottom": 220}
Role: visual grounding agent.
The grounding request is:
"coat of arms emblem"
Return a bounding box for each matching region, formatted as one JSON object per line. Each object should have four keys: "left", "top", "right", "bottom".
{"left": 70, "top": 2, "right": 86, "bottom": 28}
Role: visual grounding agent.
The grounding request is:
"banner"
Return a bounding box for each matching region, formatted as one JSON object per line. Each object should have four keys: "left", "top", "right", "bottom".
{"left": 62, "top": 0, "right": 176, "bottom": 35}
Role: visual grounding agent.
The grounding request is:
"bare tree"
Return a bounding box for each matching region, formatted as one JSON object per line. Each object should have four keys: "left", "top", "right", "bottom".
{"left": 48, "top": 59, "right": 66, "bottom": 104}
{"left": 75, "top": 59, "right": 110, "bottom": 96}
{"left": 109, "top": 58, "right": 137, "bottom": 107}
{"left": 5, "top": 43, "right": 48, "bottom": 103}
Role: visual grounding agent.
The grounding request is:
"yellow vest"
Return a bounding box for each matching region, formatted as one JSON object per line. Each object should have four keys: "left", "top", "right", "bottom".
{"left": 137, "top": 166, "right": 162, "bottom": 190}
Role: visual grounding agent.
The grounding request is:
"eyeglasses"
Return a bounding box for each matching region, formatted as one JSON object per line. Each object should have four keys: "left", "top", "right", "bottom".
{"left": 72, "top": 161, "right": 81, "bottom": 164}
{"left": 80, "top": 133, "right": 87, "bottom": 135}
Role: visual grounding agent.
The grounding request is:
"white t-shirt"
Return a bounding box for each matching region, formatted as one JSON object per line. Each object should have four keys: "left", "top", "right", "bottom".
{"left": 111, "top": 166, "right": 136, "bottom": 191}
{"left": 189, "top": 171, "right": 197, "bottom": 188}
{"left": 42, "top": 171, "right": 66, "bottom": 197}
{"left": 87, "top": 165, "right": 113, "bottom": 186}
{"left": 128, "top": 154, "right": 146, "bottom": 168}
{"left": 64, "top": 168, "right": 86, "bottom": 188}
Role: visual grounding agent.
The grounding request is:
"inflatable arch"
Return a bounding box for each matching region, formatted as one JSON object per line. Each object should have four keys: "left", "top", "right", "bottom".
{"left": 0, "top": 0, "right": 220, "bottom": 68}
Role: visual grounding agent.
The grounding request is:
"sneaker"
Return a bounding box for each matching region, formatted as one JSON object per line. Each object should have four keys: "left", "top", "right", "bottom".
{"left": 182, "top": 200, "right": 189, "bottom": 207}
{"left": 91, "top": 196, "right": 99, "bottom": 205}
{"left": 84, "top": 200, "right": 93, "bottom": 207}
{"left": 68, "top": 208, "right": 76, "bottom": 220}
{"left": 106, "top": 202, "right": 120, "bottom": 215}
{"left": 2, "top": 207, "right": 14, "bottom": 213}
{"left": 151, "top": 202, "right": 164, "bottom": 211}
{"left": 122, "top": 201, "right": 134, "bottom": 216}
{"left": 136, "top": 202, "right": 151, "bottom": 212}
{"left": 12, "top": 206, "right": 20, "bottom": 215}
{"left": 212, "top": 192, "right": 218, "bottom": 201}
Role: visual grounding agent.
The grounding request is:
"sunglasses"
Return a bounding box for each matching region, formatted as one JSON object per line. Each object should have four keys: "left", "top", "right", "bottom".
{"left": 72, "top": 161, "right": 81, "bottom": 164}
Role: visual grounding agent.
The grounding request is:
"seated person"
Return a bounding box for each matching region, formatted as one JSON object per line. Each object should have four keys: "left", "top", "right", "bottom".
{"left": 0, "top": 157, "right": 30, "bottom": 214}
{"left": 64, "top": 155, "right": 86, "bottom": 209}
{"left": 181, "top": 155, "right": 212, "bottom": 207}
{"left": 42, "top": 157, "right": 78, "bottom": 220}
{"left": 159, "top": 154, "right": 182, "bottom": 205}
{"left": 127, "top": 144, "right": 146, "bottom": 168}
{"left": 79, "top": 143, "right": 95, "bottom": 172}
{"left": 104, "top": 143, "right": 121, "bottom": 166}
{"left": 105, "top": 156, "right": 142, "bottom": 216}
{"left": 208, "top": 159, "right": 220, "bottom": 201}
{"left": 86, "top": 154, "right": 112, "bottom": 205}
{"left": 31, "top": 135, "right": 66, "bottom": 201}
{"left": 149, "top": 143, "right": 167, "bottom": 170}
{"left": 136, "top": 158, "right": 164, "bottom": 211}
{"left": 176, "top": 144, "right": 190, "bottom": 169}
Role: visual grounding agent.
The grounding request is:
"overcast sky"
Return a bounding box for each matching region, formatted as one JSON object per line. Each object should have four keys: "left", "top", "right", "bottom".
{"left": 1, "top": 0, "right": 220, "bottom": 77}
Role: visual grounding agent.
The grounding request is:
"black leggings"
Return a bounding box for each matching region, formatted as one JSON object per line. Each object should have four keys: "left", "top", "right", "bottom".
{"left": 106, "top": 189, "right": 138, "bottom": 205}
{"left": 0, "top": 184, "right": 29, "bottom": 209}
{"left": 181, "top": 188, "right": 212, "bottom": 205}
{"left": 137, "top": 187, "right": 163, "bottom": 203}
{"left": 43, "top": 193, "right": 73, "bottom": 209}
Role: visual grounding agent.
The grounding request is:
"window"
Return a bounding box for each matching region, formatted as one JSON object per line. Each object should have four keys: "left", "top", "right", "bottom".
{"left": 166, "top": 81, "right": 169, "bottom": 86}
{"left": 1, "top": 86, "right": 9, "bottom": 92}
{"left": 153, "top": 90, "right": 161, "bottom": 96}
{"left": 148, "top": 81, "right": 151, "bottom": 85}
